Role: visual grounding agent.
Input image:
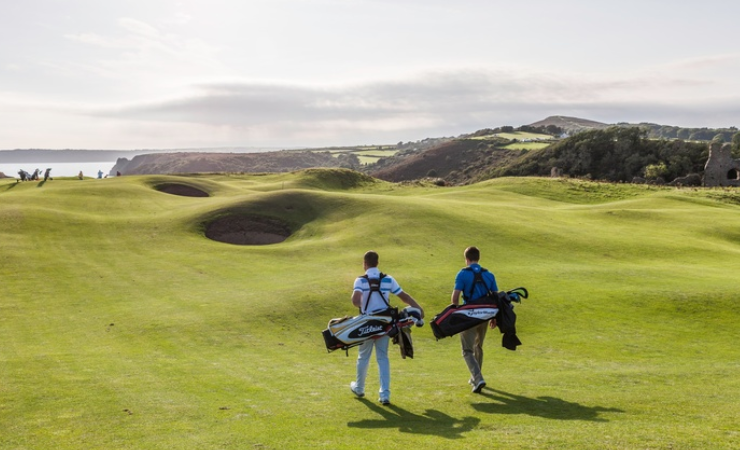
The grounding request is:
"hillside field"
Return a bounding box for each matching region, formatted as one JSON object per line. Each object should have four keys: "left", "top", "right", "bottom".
{"left": 2, "top": 171, "right": 740, "bottom": 449}
{"left": 320, "top": 147, "right": 400, "bottom": 164}
{"left": 501, "top": 142, "right": 552, "bottom": 151}
{"left": 472, "top": 131, "right": 554, "bottom": 141}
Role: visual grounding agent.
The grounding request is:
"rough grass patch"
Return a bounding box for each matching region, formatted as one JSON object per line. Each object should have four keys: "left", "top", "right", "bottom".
{"left": 295, "top": 168, "right": 377, "bottom": 190}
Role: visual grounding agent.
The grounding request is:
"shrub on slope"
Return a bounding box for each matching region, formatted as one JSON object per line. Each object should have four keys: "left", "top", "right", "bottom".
{"left": 490, "top": 127, "right": 708, "bottom": 182}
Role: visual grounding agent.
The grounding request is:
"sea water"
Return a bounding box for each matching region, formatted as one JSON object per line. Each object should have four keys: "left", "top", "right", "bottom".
{"left": 0, "top": 161, "right": 117, "bottom": 178}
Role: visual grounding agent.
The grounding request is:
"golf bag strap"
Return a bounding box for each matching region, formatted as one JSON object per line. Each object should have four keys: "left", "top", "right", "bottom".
{"left": 462, "top": 267, "right": 493, "bottom": 302}
{"left": 360, "top": 273, "right": 390, "bottom": 314}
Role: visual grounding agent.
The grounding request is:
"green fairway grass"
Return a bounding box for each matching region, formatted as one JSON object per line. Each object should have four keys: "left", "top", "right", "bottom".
{"left": 2, "top": 171, "right": 739, "bottom": 449}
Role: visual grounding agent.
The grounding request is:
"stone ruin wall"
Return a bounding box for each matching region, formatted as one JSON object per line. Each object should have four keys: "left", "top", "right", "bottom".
{"left": 703, "top": 142, "right": 740, "bottom": 187}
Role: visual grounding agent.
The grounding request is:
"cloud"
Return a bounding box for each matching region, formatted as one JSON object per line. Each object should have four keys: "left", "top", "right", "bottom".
{"left": 661, "top": 53, "right": 740, "bottom": 71}
{"left": 64, "top": 17, "right": 167, "bottom": 50}
{"left": 162, "top": 12, "right": 193, "bottom": 25}
{"left": 63, "top": 32, "right": 129, "bottom": 49}
{"left": 117, "top": 17, "right": 161, "bottom": 38}
{"left": 62, "top": 17, "right": 224, "bottom": 84}
{"left": 96, "top": 68, "right": 736, "bottom": 122}
{"left": 66, "top": 68, "right": 737, "bottom": 146}
{"left": 5, "top": 68, "right": 739, "bottom": 148}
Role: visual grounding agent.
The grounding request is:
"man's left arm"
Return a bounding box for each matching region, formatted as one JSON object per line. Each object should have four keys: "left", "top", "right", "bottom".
{"left": 487, "top": 272, "right": 499, "bottom": 292}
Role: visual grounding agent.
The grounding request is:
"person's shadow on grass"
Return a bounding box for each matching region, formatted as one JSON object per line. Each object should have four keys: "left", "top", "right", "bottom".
{"left": 347, "top": 398, "right": 480, "bottom": 439}
{"left": 2, "top": 181, "right": 19, "bottom": 191}
{"left": 472, "top": 388, "right": 623, "bottom": 422}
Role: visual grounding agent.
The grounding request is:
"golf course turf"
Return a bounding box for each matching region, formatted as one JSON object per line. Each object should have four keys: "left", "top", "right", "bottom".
{"left": 1, "top": 170, "right": 739, "bottom": 449}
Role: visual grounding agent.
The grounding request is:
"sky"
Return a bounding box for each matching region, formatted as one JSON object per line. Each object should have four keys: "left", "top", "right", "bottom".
{"left": 2, "top": 0, "right": 740, "bottom": 150}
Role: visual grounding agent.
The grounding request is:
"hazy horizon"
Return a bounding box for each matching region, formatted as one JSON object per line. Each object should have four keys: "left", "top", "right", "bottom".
{"left": 3, "top": 1, "right": 740, "bottom": 150}
{"left": 0, "top": 161, "right": 117, "bottom": 178}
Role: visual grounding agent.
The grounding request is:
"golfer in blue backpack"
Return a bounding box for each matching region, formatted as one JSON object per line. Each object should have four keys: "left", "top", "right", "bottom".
{"left": 451, "top": 246, "right": 498, "bottom": 393}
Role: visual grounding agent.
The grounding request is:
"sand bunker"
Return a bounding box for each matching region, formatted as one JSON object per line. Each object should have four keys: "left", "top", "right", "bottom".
{"left": 156, "top": 183, "right": 209, "bottom": 197}
{"left": 205, "top": 215, "right": 291, "bottom": 245}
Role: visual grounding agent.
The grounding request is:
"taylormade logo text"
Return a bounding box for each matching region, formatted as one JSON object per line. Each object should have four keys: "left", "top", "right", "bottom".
{"left": 456, "top": 308, "right": 497, "bottom": 318}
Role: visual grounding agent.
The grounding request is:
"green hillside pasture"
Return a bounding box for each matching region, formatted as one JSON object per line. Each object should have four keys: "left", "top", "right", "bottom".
{"left": 331, "top": 149, "right": 399, "bottom": 164}
{"left": 501, "top": 142, "right": 552, "bottom": 151}
{"left": 352, "top": 149, "right": 400, "bottom": 165}
{"left": 306, "top": 147, "right": 399, "bottom": 164}
{"left": 1, "top": 173, "right": 740, "bottom": 449}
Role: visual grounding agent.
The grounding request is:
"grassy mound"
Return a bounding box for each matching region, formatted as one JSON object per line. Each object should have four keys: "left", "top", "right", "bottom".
{"left": 294, "top": 167, "right": 378, "bottom": 190}
{"left": 2, "top": 172, "right": 740, "bottom": 449}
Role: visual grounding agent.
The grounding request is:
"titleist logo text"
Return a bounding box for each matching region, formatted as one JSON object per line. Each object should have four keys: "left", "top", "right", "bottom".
{"left": 359, "top": 325, "right": 384, "bottom": 335}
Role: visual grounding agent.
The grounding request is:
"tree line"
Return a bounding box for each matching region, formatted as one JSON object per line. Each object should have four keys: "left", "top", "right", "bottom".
{"left": 620, "top": 123, "right": 738, "bottom": 143}
{"left": 490, "top": 127, "right": 714, "bottom": 183}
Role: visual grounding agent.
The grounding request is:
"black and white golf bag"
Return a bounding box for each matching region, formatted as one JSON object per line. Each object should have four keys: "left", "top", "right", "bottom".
{"left": 322, "top": 306, "right": 423, "bottom": 353}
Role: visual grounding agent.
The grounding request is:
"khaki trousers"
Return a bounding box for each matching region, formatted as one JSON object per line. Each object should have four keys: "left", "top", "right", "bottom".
{"left": 460, "top": 321, "right": 488, "bottom": 385}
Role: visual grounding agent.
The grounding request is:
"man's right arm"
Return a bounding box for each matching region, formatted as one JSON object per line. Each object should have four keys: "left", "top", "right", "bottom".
{"left": 451, "top": 289, "right": 462, "bottom": 306}
{"left": 451, "top": 269, "right": 465, "bottom": 305}
{"left": 351, "top": 290, "right": 362, "bottom": 309}
{"left": 397, "top": 291, "right": 424, "bottom": 318}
